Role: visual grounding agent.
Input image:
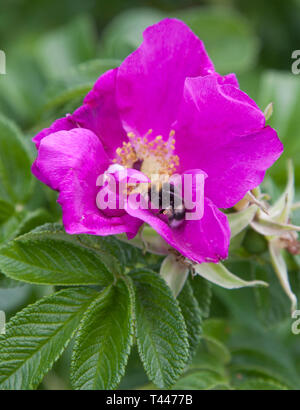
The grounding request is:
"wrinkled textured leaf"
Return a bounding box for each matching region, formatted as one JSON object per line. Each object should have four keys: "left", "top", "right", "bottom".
{"left": 71, "top": 280, "right": 134, "bottom": 390}
{"left": 0, "top": 230, "right": 115, "bottom": 285}
{"left": 189, "top": 276, "right": 212, "bottom": 319}
{"left": 0, "top": 287, "right": 99, "bottom": 389}
{"left": 178, "top": 280, "right": 202, "bottom": 361}
{"left": 77, "top": 234, "right": 142, "bottom": 269}
{"left": 130, "top": 269, "right": 189, "bottom": 388}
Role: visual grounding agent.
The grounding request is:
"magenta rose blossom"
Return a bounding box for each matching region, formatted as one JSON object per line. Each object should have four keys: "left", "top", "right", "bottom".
{"left": 32, "top": 18, "right": 283, "bottom": 264}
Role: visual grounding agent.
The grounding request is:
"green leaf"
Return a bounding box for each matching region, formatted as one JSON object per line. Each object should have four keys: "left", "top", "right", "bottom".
{"left": 71, "top": 280, "right": 134, "bottom": 390}
{"left": 130, "top": 269, "right": 189, "bottom": 388}
{"left": 77, "top": 234, "right": 142, "bottom": 269}
{"left": 189, "top": 276, "right": 212, "bottom": 319}
{"left": 193, "top": 262, "right": 268, "bottom": 289}
{"left": 21, "top": 223, "right": 141, "bottom": 270}
{"left": 0, "top": 114, "right": 33, "bottom": 203}
{"left": 0, "top": 229, "right": 115, "bottom": 286}
{"left": 0, "top": 287, "right": 99, "bottom": 389}
{"left": 178, "top": 280, "right": 202, "bottom": 361}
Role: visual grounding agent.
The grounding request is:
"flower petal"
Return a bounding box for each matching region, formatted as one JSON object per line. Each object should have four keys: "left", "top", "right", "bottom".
{"left": 33, "top": 128, "right": 142, "bottom": 237}
{"left": 126, "top": 196, "right": 230, "bottom": 264}
{"left": 175, "top": 75, "right": 284, "bottom": 208}
{"left": 32, "top": 116, "right": 75, "bottom": 149}
{"left": 116, "top": 18, "right": 214, "bottom": 139}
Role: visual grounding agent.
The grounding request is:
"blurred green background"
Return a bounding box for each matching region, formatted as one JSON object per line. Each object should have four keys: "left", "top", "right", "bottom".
{"left": 1, "top": 0, "right": 300, "bottom": 390}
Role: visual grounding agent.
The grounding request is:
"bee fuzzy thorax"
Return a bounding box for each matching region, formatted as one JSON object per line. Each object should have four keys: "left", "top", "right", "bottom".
{"left": 148, "top": 182, "right": 186, "bottom": 228}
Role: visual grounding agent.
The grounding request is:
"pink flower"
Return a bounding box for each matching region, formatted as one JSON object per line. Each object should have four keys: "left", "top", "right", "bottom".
{"left": 32, "top": 18, "right": 283, "bottom": 264}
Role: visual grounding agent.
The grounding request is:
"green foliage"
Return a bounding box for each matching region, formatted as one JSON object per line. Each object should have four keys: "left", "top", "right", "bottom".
{"left": 0, "top": 287, "right": 100, "bottom": 389}
{"left": 177, "top": 280, "right": 202, "bottom": 361}
{"left": 0, "top": 115, "right": 33, "bottom": 204}
{"left": 0, "top": 229, "right": 115, "bottom": 286}
{"left": 71, "top": 280, "right": 134, "bottom": 390}
{"left": 189, "top": 276, "right": 212, "bottom": 319}
{"left": 0, "top": 224, "right": 212, "bottom": 390}
{"left": 44, "top": 59, "right": 120, "bottom": 113}
{"left": 130, "top": 269, "right": 189, "bottom": 388}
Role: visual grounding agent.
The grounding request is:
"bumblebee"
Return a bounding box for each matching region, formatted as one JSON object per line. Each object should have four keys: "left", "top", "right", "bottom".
{"left": 148, "top": 182, "right": 186, "bottom": 228}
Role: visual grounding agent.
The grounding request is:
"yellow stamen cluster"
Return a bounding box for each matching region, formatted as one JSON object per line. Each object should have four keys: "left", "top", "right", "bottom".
{"left": 113, "top": 130, "right": 179, "bottom": 180}
{"left": 114, "top": 141, "right": 137, "bottom": 168}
